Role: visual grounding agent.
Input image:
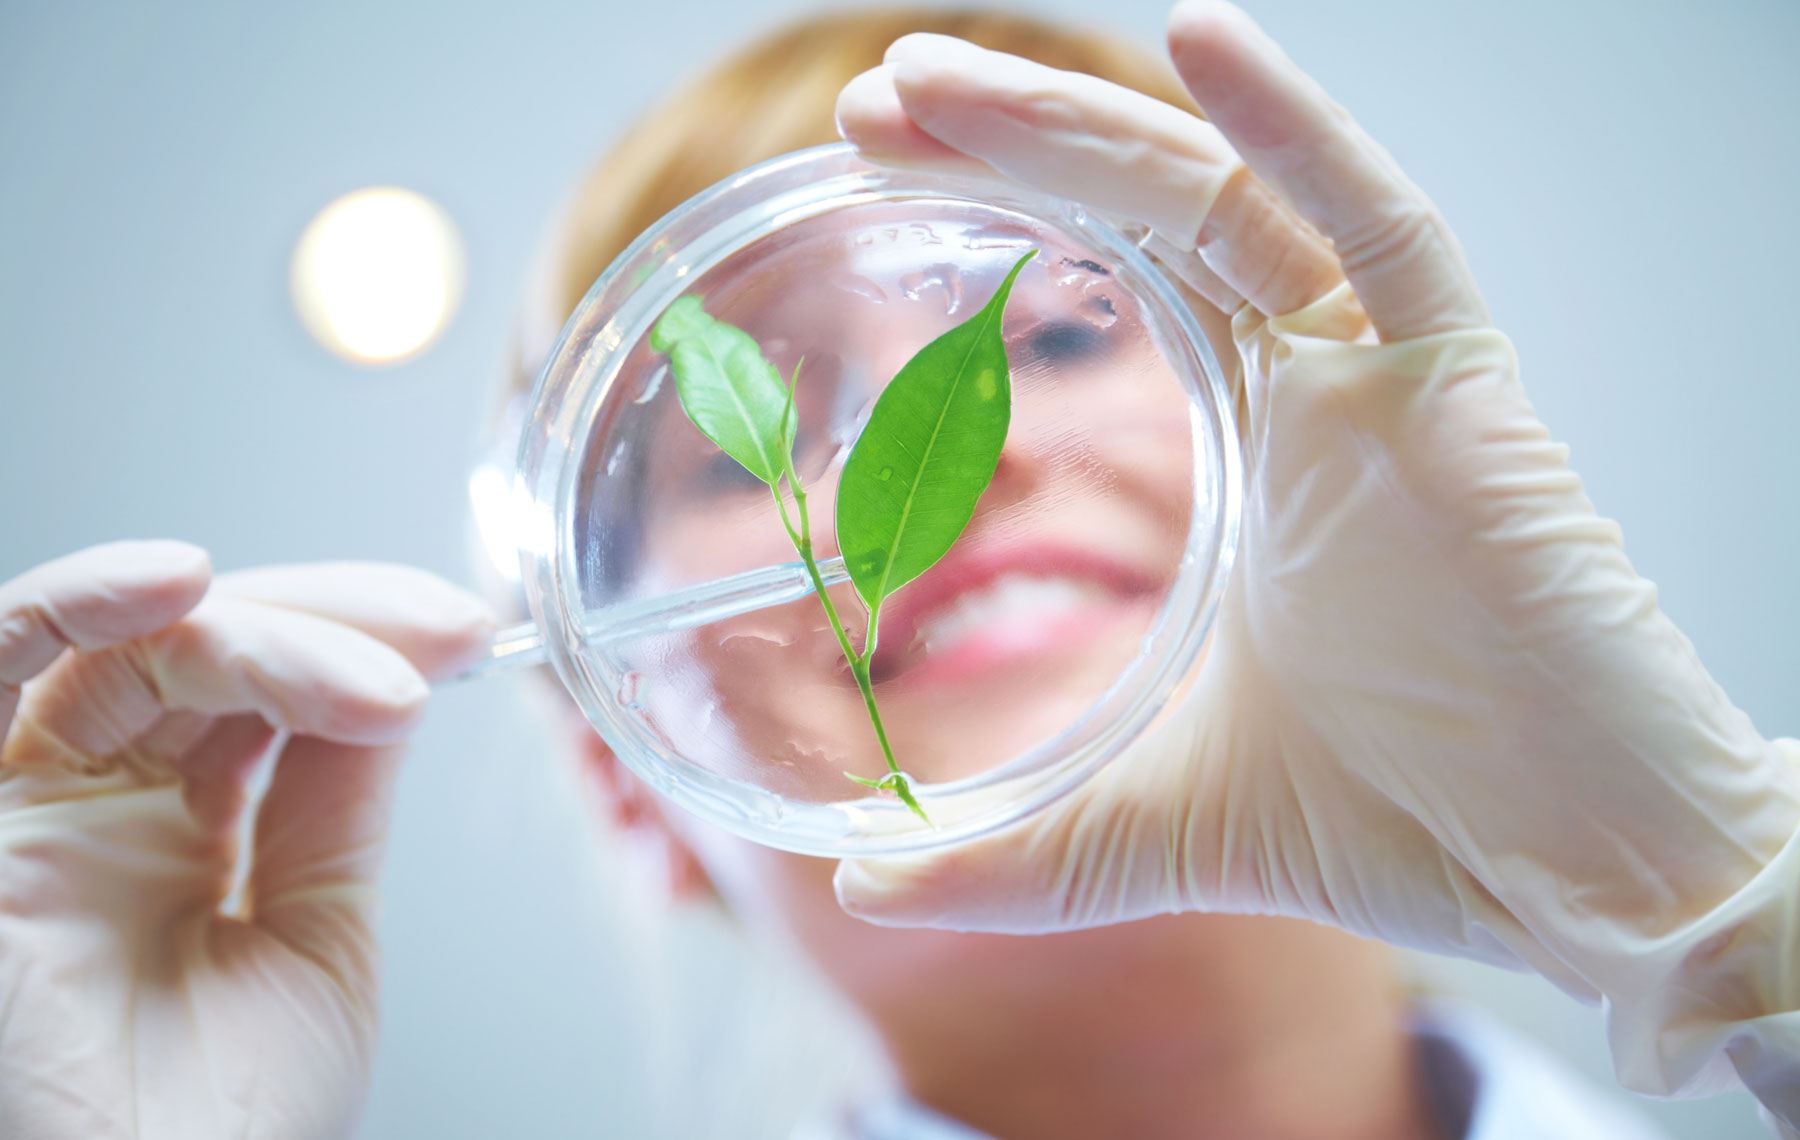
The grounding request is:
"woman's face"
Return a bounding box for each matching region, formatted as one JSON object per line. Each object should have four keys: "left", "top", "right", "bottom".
{"left": 613, "top": 215, "right": 1195, "bottom": 799}
{"left": 574, "top": 212, "right": 1204, "bottom": 1000}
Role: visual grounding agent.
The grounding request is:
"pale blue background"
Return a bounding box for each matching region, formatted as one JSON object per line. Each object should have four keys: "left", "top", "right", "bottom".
{"left": 3, "top": 1, "right": 1796, "bottom": 1136}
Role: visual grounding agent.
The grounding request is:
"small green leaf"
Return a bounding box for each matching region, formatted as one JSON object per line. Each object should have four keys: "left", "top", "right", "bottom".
{"left": 649, "top": 294, "right": 710, "bottom": 352}
{"left": 885, "top": 773, "right": 928, "bottom": 824}
{"left": 844, "top": 770, "right": 930, "bottom": 825}
{"left": 652, "top": 296, "right": 792, "bottom": 486}
{"left": 836, "top": 251, "right": 1035, "bottom": 614}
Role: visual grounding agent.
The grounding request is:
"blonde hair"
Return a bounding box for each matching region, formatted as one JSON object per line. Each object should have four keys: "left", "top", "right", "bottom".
{"left": 511, "top": 8, "right": 1195, "bottom": 392}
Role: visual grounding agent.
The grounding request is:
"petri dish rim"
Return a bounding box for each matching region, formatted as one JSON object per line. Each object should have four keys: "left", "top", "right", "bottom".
{"left": 515, "top": 142, "right": 1241, "bottom": 857}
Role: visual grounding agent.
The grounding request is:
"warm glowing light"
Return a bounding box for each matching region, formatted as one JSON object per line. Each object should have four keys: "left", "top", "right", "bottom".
{"left": 291, "top": 187, "right": 464, "bottom": 364}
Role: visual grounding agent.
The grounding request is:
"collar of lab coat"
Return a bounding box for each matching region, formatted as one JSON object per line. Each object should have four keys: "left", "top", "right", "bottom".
{"left": 792, "top": 1002, "right": 1672, "bottom": 1140}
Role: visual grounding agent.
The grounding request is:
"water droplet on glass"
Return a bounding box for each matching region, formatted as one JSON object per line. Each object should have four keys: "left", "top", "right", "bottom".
{"left": 718, "top": 624, "right": 797, "bottom": 649}
{"left": 960, "top": 222, "right": 1034, "bottom": 252}
{"left": 909, "top": 221, "right": 943, "bottom": 245}
{"left": 616, "top": 671, "right": 642, "bottom": 708}
{"left": 1079, "top": 294, "right": 1118, "bottom": 329}
{"left": 634, "top": 366, "right": 665, "bottom": 404}
{"left": 899, "top": 262, "right": 964, "bottom": 315}
{"left": 828, "top": 272, "right": 888, "bottom": 303}
{"left": 1054, "top": 256, "right": 1112, "bottom": 289}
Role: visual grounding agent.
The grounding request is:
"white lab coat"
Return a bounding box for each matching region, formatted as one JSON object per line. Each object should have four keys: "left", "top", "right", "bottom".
{"left": 792, "top": 1003, "right": 1673, "bottom": 1140}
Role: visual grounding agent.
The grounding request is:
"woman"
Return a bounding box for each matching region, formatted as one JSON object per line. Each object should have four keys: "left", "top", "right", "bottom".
{"left": 0, "top": 4, "right": 1791, "bottom": 1138}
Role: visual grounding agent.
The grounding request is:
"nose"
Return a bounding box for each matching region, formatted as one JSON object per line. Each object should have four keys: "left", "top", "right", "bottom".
{"left": 982, "top": 435, "right": 1053, "bottom": 511}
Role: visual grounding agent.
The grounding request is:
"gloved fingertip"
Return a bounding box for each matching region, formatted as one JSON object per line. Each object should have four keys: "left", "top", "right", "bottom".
{"left": 417, "top": 587, "right": 502, "bottom": 682}
{"left": 127, "top": 538, "right": 214, "bottom": 581}
{"left": 17, "top": 540, "right": 216, "bottom": 656}
{"left": 107, "top": 539, "right": 214, "bottom": 625}
{"left": 834, "top": 64, "right": 897, "bottom": 147}
{"left": 1166, "top": 0, "right": 1253, "bottom": 46}
{"left": 882, "top": 31, "right": 969, "bottom": 68}
{"left": 833, "top": 855, "right": 939, "bottom": 927}
{"left": 328, "top": 667, "right": 431, "bottom": 746}
{"left": 282, "top": 633, "right": 433, "bottom": 746}
{"left": 833, "top": 861, "right": 896, "bottom": 923}
{"left": 319, "top": 565, "right": 501, "bottom": 682}
{"left": 835, "top": 61, "right": 994, "bottom": 182}
{"left": 379, "top": 657, "right": 433, "bottom": 718}
{"left": 372, "top": 566, "right": 497, "bottom": 627}
{"left": 1167, "top": 0, "right": 1295, "bottom": 125}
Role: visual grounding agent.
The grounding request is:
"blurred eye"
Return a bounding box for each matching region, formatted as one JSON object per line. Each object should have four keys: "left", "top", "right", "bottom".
{"left": 1020, "top": 319, "right": 1110, "bottom": 368}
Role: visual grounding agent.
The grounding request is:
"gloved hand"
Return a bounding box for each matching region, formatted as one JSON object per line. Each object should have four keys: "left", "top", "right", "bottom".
{"left": 0, "top": 541, "right": 492, "bottom": 1140}
{"left": 833, "top": 2, "right": 1800, "bottom": 1128}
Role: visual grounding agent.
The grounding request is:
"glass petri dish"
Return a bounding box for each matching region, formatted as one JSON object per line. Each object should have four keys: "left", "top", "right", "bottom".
{"left": 511, "top": 143, "right": 1239, "bottom": 857}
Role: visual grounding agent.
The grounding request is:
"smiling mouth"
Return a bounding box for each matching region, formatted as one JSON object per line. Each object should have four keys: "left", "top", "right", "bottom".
{"left": 866, "top": 548, "right": 1161, "bottom": 687}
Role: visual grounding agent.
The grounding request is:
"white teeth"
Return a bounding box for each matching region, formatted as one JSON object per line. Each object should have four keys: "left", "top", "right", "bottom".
{"left": 915, "top": 573, "right": 1108, "bottom": 653}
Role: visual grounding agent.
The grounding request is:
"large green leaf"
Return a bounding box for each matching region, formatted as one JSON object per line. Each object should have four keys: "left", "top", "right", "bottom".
{"left": 836, "top": 251, "right": 1034, "bottom": 615}
{"left": 651, "top": 295, "right": 793, "bottom": 486}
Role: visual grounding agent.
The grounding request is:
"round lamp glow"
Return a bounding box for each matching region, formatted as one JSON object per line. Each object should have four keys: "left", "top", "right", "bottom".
{"left": 291, "top": 186, "right": 464, "bottom": 364}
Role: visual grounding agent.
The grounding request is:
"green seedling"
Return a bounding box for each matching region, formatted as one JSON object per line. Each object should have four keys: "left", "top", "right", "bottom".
{"left": 652, "top": 250, "right": 1036, "bottom": 823}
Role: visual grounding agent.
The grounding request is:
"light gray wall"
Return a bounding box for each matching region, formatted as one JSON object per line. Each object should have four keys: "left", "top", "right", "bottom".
{"left": 3, "top": 1, "right": 1796, "bottom": 1137}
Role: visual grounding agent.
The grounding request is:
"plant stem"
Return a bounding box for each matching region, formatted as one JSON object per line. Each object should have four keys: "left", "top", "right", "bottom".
{"left": 850, "top": 599, "right": 905, "bottom": 779}
{"left": 769, "top": 475, "right": 925, "bottom": 823}
{"left": 846, "top": 649, "right": 899, "bottom": 776}
{"left": 769, "top": 481, "right": 856, "bottom": 687}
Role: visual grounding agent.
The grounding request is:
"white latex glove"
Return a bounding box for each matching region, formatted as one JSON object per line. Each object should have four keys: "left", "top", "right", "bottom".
{"left": 832, "top": 2, "right": 1800, "bottom": 1129}
{"left": 0, "top": 541, "right": 492, "bottom": 1140}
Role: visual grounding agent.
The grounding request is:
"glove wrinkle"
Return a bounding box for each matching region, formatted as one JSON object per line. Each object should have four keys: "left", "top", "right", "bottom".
{"left": 1249, "top": 301, "right": 1800, "bottom": 1117}
{"left": 0, "top": 598, "right": 76, "bottom": 686}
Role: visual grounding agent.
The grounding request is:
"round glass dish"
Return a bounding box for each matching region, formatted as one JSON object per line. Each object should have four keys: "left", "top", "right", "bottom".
{"left": 512, "top": 143, "right": 1239, "bottom": 857}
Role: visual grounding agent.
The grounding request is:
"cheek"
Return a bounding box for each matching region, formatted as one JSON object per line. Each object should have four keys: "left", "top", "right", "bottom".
{"left": 641, "top": 502, "right": 788, "bottom": 584}
{"left": 1059, "top": 357, "right": 1194, "bottom": 491}
{"left": 1003, "top": 353, "right": 1196, "bottom": 560}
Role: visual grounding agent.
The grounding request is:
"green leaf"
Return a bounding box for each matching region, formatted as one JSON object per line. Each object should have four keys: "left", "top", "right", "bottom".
{"left": 649, "top": 294, "right": 711, "bottom": 351}
{"left": 651, "top": 254, "right": 1037, "bottom": 828}
{"left": 836, "top": 251, "right": 1035, "bottom": 615}
{"left": 652, "top": 295, "right": 793, "bottom": 486}
{"left": 844, "top": 770, "right": 930, "bottom": 824}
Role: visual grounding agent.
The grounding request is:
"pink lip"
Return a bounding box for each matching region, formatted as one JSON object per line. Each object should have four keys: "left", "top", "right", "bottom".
{"left": 865, "top": 543, "right": 1162, "bottom": 686}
